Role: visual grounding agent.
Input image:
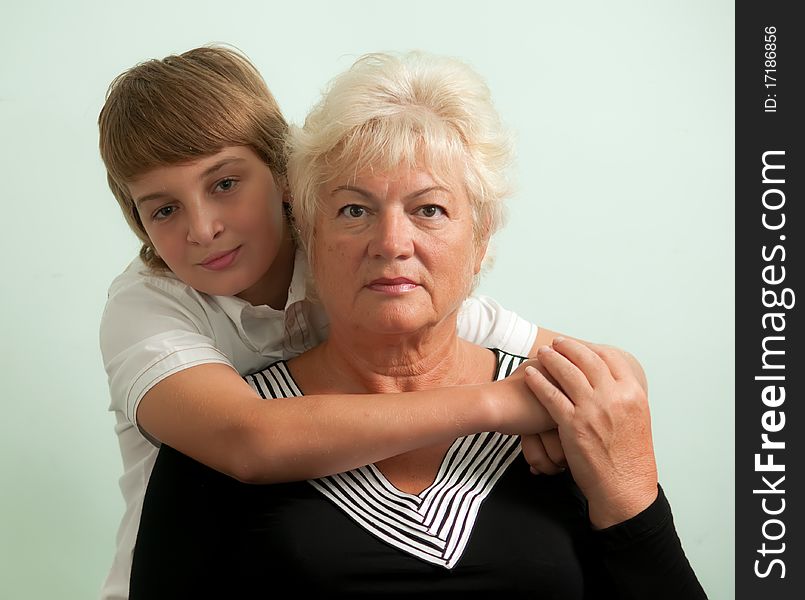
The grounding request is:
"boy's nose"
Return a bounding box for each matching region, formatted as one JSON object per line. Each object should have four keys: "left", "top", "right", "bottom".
{"left": 187, "top": 206, "right": 224, "bottom": 245}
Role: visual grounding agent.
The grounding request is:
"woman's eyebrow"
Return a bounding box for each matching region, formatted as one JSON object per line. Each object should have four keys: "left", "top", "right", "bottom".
{"left": 330, "top": 185, "right": 372, "bottom": 198}
{"left": 330, "top": 185, "right": 450, "bottom": 200}
{"left": 408, "top": 185, "right": 450, "bottom": 200}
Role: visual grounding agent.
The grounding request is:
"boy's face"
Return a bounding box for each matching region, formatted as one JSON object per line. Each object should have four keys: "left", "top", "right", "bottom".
{"left": 128, "top": 146, "right": 288, "bottom": 301}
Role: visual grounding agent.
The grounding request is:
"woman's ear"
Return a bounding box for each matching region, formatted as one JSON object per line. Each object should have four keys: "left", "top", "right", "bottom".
{"left": 473, "top": 243, "right": 488, "bottom": 274}
{"left": 473, "top": 218, "right": 492, "bottom": 274}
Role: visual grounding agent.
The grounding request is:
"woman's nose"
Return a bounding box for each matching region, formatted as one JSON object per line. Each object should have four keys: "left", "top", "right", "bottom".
{"left": 369, "top": 211, "right": 414, "bottom": 260}
{"left": 186, "top": 204, "right": 224, "bottom": 246}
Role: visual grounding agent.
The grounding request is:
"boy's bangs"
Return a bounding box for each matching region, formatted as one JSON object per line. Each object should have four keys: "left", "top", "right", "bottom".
{"left": 104, "top": 89, "right": 255, "bottom": 182}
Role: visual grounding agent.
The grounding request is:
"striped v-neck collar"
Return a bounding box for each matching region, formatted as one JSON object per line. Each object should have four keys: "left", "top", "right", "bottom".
{"left": 244, "top": 350, "right": 527, "bottom": 569}
{"left": 310, "top": 431, "right": 521, "bottom": 568}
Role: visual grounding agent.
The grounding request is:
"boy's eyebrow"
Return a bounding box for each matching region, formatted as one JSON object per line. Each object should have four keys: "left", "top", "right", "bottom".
{"left": 134, "top": 191, "right": 171, "bottom": 208}
{"left": 133, "top": 157, "right": 248, "bottom": 207}
{"left": 201, "top": 156, "right": 247, "bottom": 178}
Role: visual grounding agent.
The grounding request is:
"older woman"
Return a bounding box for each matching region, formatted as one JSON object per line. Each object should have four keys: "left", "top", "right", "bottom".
{"left": 129, "top": 52, "right": 705, "bottom": 598}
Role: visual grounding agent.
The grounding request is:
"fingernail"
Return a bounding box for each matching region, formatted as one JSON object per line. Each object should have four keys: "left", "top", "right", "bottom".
{"left": 553, "top": 336, "right": 565, "bottom": 345}
{"left": 537, "top": 345, "right": 552, "bottom": 354}
{"left": 525, "top": 365, "right": 537, "bottom": 376}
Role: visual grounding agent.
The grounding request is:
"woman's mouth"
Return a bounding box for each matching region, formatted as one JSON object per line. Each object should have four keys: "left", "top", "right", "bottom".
{"left": 367, "top": 277, "right": 418, "bottom": 294}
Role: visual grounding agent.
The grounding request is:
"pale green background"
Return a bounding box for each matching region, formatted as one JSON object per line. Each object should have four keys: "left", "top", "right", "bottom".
{"left": 0, "top": 1, "right": 733, "bottom": 598}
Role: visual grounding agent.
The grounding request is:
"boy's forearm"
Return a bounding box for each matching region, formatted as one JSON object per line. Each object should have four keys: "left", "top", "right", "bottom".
{"left": 235, "top": 383, "right": 498, "bottom": 483}
{"left": 243, "top": 379, "right": 551, "bottom": 482}
{"left": 141, "top": 362, "right": 553, "bottom": 484}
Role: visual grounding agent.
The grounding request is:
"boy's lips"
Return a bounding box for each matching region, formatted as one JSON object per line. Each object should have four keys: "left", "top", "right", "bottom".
{"left": 199, "top": 246, "right": 241, "bottom": 270}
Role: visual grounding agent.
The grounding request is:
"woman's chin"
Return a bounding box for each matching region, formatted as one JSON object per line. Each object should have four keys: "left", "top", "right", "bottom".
{"left": 362, "top": 321, "right": 428, "bottom": 338}
{"left": 354, "top": 313, "right": 449, "bottom": 341}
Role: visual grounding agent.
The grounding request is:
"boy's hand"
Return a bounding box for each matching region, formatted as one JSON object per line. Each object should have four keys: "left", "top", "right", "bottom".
{"left": 521, "top": 430, "right": 566, "bottom": 475}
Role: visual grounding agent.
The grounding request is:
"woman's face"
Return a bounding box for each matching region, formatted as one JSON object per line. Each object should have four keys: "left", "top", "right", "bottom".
{"left": 313, "top": 163, "right": 487, "bottom": 338}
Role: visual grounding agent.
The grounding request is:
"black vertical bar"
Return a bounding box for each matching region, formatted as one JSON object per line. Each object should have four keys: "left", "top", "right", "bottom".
{"left": 736, "top": 2, "right": 803, "bottom": 598}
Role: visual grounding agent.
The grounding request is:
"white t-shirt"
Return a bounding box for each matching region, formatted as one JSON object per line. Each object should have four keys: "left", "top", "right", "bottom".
{"left": 99, "top": 250, "right": 537, "bottom": 600}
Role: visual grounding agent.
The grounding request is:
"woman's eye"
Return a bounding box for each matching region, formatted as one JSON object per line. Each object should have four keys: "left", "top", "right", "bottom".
{"left": 417, "top": 205, "right": 445, "bottom": 218}
{"left": 340, "top": 205, "right": 366, "bottom": 218}
{"left": 215, "top": 178, "right": 237, "bottom": 192}
{"left": 153, "top": 206, "right": 176, "bottom": 220}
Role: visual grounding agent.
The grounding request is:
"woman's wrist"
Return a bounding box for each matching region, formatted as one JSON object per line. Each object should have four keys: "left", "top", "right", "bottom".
{"left": 587, "top": 480, "right": 660, "bottom": 530}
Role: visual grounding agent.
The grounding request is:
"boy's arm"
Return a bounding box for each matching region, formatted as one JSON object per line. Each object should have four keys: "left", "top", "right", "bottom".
{"left": 136, "top": 362, "right": 555, "bottom": 484}
{"left": 456, "top": 297, "right": 569, "bottom": 475}
{"left": 102, "top": 275, "right": 554, "bottom": 484}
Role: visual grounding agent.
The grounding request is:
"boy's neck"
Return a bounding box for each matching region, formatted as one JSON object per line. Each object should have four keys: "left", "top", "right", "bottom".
{"left": 236, "top": 231, "right": 296, "bottom": 309}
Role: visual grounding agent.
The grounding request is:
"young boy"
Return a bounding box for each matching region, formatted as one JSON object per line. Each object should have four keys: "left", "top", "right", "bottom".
{"left": 97, "top": 46, "right": 614, "bottom": 599}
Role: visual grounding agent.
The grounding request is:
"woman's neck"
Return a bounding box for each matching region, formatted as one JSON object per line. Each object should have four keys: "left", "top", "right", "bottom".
{"left": 291, "top": 318, "right": 495, "bottom": 395}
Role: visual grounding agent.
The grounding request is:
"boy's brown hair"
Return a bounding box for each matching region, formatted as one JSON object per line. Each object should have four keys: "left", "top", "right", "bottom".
{"left": 98, "top": 45, "right": 288, "bottom": 270}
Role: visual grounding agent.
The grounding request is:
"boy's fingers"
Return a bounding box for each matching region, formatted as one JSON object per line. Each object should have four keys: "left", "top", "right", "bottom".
{"left": 538, "top": 429, "right": 567, "bottom": 468}
{"left": 521, "top": 434, "right": 564, "bottom": 475}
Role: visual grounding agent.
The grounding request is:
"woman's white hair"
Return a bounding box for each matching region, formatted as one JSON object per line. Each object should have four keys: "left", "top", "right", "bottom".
{"left": 287, "top": 51, "right": 514, "bottom": 264}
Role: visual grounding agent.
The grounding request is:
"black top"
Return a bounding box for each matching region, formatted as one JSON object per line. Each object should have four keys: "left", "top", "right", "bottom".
{"left": 130, "top": 350, "right": 707, "bottom": 599}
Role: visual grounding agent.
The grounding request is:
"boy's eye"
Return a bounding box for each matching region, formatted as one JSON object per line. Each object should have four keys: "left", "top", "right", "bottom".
{"left": 417, "top": 205, "right": 445, "bottom": 218}
{"left": 153, "top": 205, "right": 176, "bottom": 220}
{"left": 340, "top": 204, "right": 366, "bottom": 218}
{"left": 215, "top": 178, "right": 237, "bottom": 192}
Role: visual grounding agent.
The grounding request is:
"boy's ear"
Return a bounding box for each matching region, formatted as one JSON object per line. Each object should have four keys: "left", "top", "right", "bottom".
{"left": 281, "top": 186, "right": 297, "bottom": 230}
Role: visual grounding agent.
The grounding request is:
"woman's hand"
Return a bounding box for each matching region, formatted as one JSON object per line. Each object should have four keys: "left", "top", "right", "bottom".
{"left": 523, "top": 338, "right": 658, "bottom": 529}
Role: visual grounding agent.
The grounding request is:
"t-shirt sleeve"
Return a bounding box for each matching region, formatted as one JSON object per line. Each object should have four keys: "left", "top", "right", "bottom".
{"left": 591, "top": 485, "right": 708, "bottom": 599}
{"left": 99, "top": 275, "right": 233, "bottom": 429}
{"left": 456, "top": 295, "right": 537, "bottom": 356}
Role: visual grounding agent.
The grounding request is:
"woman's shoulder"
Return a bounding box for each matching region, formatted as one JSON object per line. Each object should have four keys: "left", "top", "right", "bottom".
{"left": 491, "top": 348, "right": 529, "bottom": 381}
{"left": 243, "top": 360, "right": 302, "bottom": 400}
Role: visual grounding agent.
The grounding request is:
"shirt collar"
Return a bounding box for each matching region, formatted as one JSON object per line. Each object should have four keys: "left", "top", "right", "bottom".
{"left": 211, "top": 247, "right": 311, "bottom": 320}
